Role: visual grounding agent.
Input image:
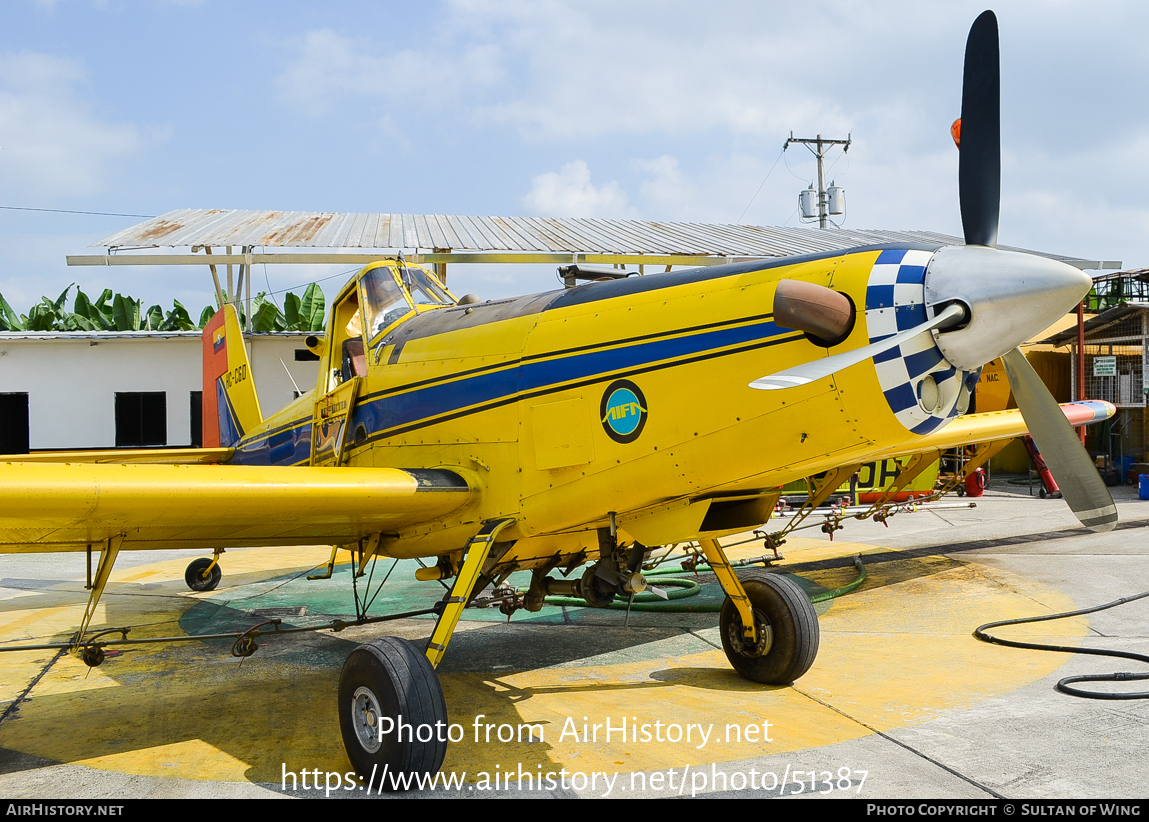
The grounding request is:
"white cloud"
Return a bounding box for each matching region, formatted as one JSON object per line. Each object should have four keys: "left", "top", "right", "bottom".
{"left": 461, "top": 0, "right": 956, "bottom": 141}
{"left": 0, "top": 51, "right": 143, "bottom": 200}
{"left": 523, "top": 160, "right": 636, "bottom": 218}
{"left": 275, "top": 28, "right": 504, "bottom": 116}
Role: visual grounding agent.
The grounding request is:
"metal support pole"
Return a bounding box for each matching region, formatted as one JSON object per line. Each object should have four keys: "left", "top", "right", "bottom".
{"left": 226, "top": 245, "right": 234, "bottom": 311}
{"left": 244, "top": 245, "right": 253, "bottom": 333}
{"left": 202, "top": 246, "right": 226, "bottom": 309}
{"left": 432, "top": 248, "right": 449, "bottom": 285}
{"left": 816, "top": 134, "right": 827, "bottom": 228}
{"left": 784, "top": 132, "right": 851, "bottom": 229}
{"left": 1077, "top": 300, "right": 1086, "bottom": 444}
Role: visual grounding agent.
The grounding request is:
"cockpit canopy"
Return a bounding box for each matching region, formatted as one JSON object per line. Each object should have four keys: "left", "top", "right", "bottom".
{"left": 360, "top": 263, "right": 454, "bottom": 340}
{"left": 321, "top": 261, "right": 455, "bottom": 392}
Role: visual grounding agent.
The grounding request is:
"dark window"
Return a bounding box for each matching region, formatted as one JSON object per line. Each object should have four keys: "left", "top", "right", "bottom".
{"left": 115, "top": 392, "right": 166, "bottom": 447}
{"left": 190, "top": 391, "right": 202, "bottom": 448}
{"left": 0, "top": 393, "right": 30, "bottom": 454}
{"left": 294, "top": 349, "right": 320, "bottom": 362}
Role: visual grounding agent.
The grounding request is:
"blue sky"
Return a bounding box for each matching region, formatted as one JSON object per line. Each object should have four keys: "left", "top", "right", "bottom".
{"left": 1, "top": 0, "right": 1147, "bottom": 314}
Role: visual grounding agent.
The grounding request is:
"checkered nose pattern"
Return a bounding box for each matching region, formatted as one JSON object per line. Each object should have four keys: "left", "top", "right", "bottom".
{"left": 865, "top": 249, "right": 980, "bottom": 434}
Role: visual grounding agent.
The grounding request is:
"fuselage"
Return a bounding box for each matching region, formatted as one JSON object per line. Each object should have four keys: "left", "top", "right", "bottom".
{"left": 223, "top": 243, "right": 983, "bottom": 564}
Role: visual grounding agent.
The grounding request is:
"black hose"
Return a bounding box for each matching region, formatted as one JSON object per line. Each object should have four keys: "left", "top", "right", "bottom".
{"left": 974, "top": 590, "right": 1149, "bottom": 699}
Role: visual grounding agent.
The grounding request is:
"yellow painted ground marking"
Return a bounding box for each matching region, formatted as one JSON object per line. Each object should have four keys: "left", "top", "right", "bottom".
{"left": 76, "top": 740, "right": 253, "bottom": 782}
{"left": 0, "top": 604, "right": 85, "bottom": 642}
{"left": 113, "top": 545, "right": 336, "bottom": 588}
{"left": 440, "top": 654, "right": 864, "bottom": 776}
{"left": 724, "top": 535, "right": 885, "bottom": 564}
{"left": 0, "top": 541, "right": 1086, "bottom": 784}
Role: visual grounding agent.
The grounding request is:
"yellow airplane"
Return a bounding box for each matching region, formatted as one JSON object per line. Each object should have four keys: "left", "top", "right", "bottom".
{"left": 0, "top": 10, "right": 1119, "bottom": 786}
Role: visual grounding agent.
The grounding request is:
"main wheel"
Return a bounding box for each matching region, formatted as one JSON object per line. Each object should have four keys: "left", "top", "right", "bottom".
{"left": 720, "top": 570, "right": 819, "bottom": 684}
{"left": 339, "top": 637, "right": 448, "bottom": 790}
{"left": 185, "top": 558, "right": 221, "bottom": 592}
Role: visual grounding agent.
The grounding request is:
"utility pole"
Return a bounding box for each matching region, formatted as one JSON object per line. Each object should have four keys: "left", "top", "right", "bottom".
{"left": 785, "top": 132, "right": 851, "bottom": 228}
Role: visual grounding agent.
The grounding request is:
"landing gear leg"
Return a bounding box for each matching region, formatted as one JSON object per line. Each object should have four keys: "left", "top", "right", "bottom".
{"left": 338, "top": 518, "right": 515, "bottom": 786}
{"left": 308, "top": 544, "right": 341, "bottom": 580}
{"left": 424, "top": 518, "right": 515, "bottom": 667}
{"left": 76, "top": 534, "right": 123, "bottom": 645}
{"left": 699, "top": 538, "right": 819, "bottom": 684}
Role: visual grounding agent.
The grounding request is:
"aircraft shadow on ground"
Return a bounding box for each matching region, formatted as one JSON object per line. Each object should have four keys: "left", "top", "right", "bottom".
{"left": 0, "top": 589, "right": 792, "bottom": 786}
{"left": 0, "top": 547, "right": 1015, "bottom": 786}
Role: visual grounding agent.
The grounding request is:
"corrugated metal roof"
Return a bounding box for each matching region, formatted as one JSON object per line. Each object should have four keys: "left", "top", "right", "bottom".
{"left": 1044, "top": 302, "right": 1149, "bottom": 346}
{"left": 93, "top": 209, "right": 1117, "bottom": 268}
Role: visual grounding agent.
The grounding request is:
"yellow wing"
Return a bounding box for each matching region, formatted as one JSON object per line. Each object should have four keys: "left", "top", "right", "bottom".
{"left": 871, "top": 400, "right": 1113, "bottom": 460}
{"left": 0, "top": 462, "right": 475, "bottom": 553}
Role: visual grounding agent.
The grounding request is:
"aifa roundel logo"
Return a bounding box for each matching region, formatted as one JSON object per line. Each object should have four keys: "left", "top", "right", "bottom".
{"left": 600, "top": 379, "right": 648, "bottom": 443}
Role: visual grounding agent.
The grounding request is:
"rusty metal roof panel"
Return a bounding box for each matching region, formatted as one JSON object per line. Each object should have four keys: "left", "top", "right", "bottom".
{"left": 96, "top": 209, "right": 927, "bottom": 255}
{"left": 325, "top": 212, "right": 368, "bottom": 248}
{"left": 91, "top": 210, "right": 1114, "bottom": 268}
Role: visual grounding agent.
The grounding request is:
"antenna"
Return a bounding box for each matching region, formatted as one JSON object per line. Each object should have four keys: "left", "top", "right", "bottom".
{"left": 280, "top": 359, "right": 303, "bottom": 398}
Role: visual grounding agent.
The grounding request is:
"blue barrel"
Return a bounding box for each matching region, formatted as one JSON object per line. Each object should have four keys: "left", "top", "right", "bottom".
{"left": 1140, "top": 474, "right": 1149, "bottom": 501}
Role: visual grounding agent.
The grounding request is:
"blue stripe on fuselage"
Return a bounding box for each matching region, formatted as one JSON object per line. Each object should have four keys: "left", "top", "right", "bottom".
{"left": 230, "top": 421, "right": 313, "bottom": 466}
{"left": 230, "top": 243, "right": 944, "bottom": 462}
{"left": 351, "top": 317, "right": 796, "bottom": 442}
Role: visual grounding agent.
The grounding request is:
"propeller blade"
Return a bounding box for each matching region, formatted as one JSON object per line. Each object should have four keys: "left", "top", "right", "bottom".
{"left": 1001, "top": 348, "right": 1117, "bottom": 532}
{"left": 750, "top": 302, "right": 965, "bottom": 390}
{"left": 959, "top": 9, "right": 1000, "bottom": 248}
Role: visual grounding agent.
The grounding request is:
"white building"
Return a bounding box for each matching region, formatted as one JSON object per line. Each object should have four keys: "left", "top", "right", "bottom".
{"left": 0, "top": 332, "right": 320, "bottom": 452}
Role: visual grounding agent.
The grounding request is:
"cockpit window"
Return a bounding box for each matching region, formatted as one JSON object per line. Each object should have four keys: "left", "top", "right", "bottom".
{"left": 400, "top": 266, "right": 453, "bottom": 307}
{"left": 361, "top": 267, "right": 413, "bottom": 337}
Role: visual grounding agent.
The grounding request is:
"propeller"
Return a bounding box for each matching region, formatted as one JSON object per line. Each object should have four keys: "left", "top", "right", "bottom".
{"left": 962, "top": 12, "right": 1114, "bottom": 533}
{"left": 1002, "top": 349, "right": 1117, "bottom": 531}
{"left": 749, "top": 10, "right": 1117, "bottom": 533}
{"left": 959, "top": 10, "right": 1001, "bottom": 248}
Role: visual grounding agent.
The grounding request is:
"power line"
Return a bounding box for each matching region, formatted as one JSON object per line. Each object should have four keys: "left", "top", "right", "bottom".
{"left": 736, "top": 146, "right": 786, "bottom": 224}
{"left": 0, "top": 205, "right": 156, "bottom": 218}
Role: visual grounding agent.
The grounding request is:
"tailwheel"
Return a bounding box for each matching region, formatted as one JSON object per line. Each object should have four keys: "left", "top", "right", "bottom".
{"left": 339, "top": 637, "right": 448, "bottom": 789}
{"left": 720, "top": 570, "right": 819, "bottom": 684}
{"left": 184, "top": 557, "right": 221, "bottom": 592}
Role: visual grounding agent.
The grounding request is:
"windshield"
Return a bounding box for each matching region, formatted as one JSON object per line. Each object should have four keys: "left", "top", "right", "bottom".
{"left": 360, "top": 267, "right": 412, "bottom": 337}
{"left": 400, "top": 266, "right": 453, "bottom": 306}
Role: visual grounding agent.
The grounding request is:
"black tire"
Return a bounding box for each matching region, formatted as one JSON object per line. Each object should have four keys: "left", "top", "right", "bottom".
{"left": 339, "top": 637, "right": 448, "bottom": 790}
{"left": 720, "top": 570, "right": 819, "bottom": 684}
{"left": 185, "top": 558, "right": 221, "bottom": 592}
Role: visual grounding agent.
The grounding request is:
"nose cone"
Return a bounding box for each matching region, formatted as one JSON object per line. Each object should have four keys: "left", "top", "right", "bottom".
{"left": 924, "top": 245, "right": 1092, "bottom": 371}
